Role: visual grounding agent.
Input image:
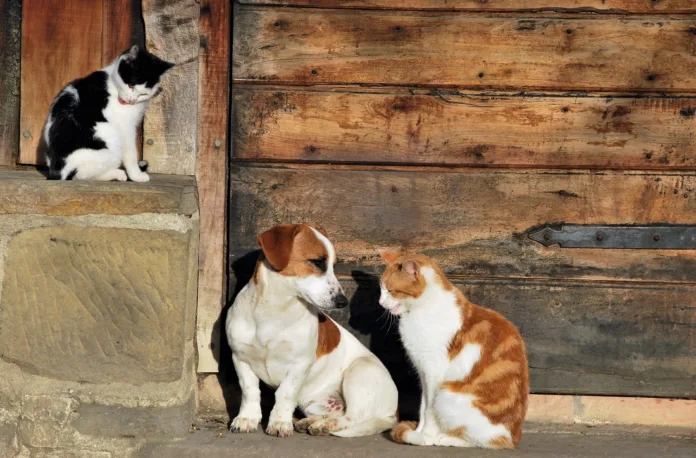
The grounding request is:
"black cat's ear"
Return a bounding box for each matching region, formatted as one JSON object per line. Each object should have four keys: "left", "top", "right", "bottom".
{"left": 124, "top": 45, "right": 139, "bottom": 61}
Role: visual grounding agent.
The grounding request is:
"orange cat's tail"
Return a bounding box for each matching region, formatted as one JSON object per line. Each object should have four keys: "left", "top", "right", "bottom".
{"left": 391, "top": 421, "right": 418, "bottom": 443}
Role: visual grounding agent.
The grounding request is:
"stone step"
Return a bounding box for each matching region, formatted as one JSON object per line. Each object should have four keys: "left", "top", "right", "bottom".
{"left": 0, "top": 171, "right": 199, "bottom": 457}
{"left": 142, "top": 423, "right": 696, "bottom": 458}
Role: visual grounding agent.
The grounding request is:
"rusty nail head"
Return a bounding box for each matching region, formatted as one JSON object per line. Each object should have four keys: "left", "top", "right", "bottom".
{"left": 309, "top": 145, "right": 316, "bottom": 152}
{"left": 653, "top": 233, "right": 661, "bottom": 242}
{"left": 23, "top": 130, "right": 30, "bottom": 138}
{"left": 214, "top": 139, "right": 222, "bottom": 148}
{"left": 395, "top": 25, "right": 402, "bottom": 32}
{"left": 566, "top": 29, "right": 572, "bottom": 34}
{"left": 596, "top": 232, "right": 605, "bottom": 241}
{"left": 392, "top": 104, "right": 399, "bottom": 110}
{"left": 561, "top": 106, "right": 569, "bottom": 113}
{"left": 311, "top": 69, "right": 318, "bottom": 75}
{"left": 147, "top": 139, "right": 154, "bottom": 145}
{"left": 274, "top": 21, "right": 280, "bottom": 27}
{"left": 478, "top": 72, "right": 485, "bottom": 78}
{"left": 543, "top": 231, "right": 552, "bottom": 241}
{"left": 647, "top": 74, "right": 657, "bottom": 81}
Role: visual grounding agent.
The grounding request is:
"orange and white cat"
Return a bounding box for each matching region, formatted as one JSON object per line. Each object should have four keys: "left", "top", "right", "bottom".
{"left": 379, "top": 252, "right": 529, "bottom": 449}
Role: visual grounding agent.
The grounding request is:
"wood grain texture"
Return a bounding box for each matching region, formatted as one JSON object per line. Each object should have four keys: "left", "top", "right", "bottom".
{"left": 233, "top": 8, "right": 696, "bottom": 92}
{"left": 0, "top": 0, "right": 21, "bottom": 167}
{"left": 142, "top": 0, "right": 199, "bottom": 175}
{"left": 239, "top": 0, "right": 696, "bottom": 14}
{"left": 336, "top": 275, "right": 696, "bottom": 398}
{"left": 233, "top": 88, "right": 696, "bottom": 169}
{"left": 196, "top": 0, "right": 230, "bottom": 373}
{"left": 19, "top": 0, "right": 103, "bottom": 165}
{"left": 229, "top": 166, "right": 696, "bottom": 283}
{"left": 103, "top": 0, "right": 135, "bottom": 62}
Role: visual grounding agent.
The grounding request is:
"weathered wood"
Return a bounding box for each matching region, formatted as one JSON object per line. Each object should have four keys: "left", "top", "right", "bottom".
{"left": 229, "top": 166, "right": 696, "bottom": 283}
{"left": 142, "top": 0, "right": 199, "bottom": 175}
{"left": 19, "top": 0, "right": 103, "bottom": 165}
{"left": 0, "top": 170, "right": 196, "bottom": 217}
{"left": 196, "top": 0, "right": 230, "bottom": 373}
{"left": 0, "top": 0, "right": 21, "bottom": 167}
{"left": 239, "top": 0, "right": 696, "bottom": 14}
{"left": 233, "top": 88, "right": 696, "bottom": 169}
{"left": 233, "top": 8, "right": 696, "bottom": 92}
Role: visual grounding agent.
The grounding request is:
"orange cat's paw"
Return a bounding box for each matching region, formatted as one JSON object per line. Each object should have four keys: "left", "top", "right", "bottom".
{"left": 391, "top": 421, "right": 418, "bottom": 443}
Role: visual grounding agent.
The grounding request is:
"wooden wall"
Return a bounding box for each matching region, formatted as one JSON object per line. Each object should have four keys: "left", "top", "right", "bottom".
{"left": 229, "top": 0, "right": 696, "bottom": 401}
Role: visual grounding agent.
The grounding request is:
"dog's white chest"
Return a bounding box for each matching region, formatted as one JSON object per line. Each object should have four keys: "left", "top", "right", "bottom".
{"left": 226, "top": 285, "right": 318, "bottom": 388}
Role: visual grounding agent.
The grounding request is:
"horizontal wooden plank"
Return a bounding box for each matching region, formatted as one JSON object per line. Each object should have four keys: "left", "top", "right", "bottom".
{"left": 233, "top": 8, "right": 696, "bottom": 92}
{"left": 229, "top": 166, "right": 696, "bottom": 283}
{"left": 239, "top": 0, "right": 696, "bottom": 14}
{"left": 233, "top": 88, "right": 696, "bottom": 169}
{"left": 228, "top": 252, "right": 695, "bottom": 398}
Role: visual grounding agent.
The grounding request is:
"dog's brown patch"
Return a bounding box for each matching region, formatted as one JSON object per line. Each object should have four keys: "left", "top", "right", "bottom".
{"left": 316, "top": 312, "right": 341, "bottom": 358}
{"left": 391, "top": 421, "right": 417, "bottom": 443}
{"left": 448, "top": 426, "right": 467, "bottom": 439}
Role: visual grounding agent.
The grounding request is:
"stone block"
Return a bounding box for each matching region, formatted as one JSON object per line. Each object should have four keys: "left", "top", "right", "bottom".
{"left": 19, "top": 395, "right": 74, "bottom": 448}
{"left": 0, "top": 226, "right": 191, "bottom": 384}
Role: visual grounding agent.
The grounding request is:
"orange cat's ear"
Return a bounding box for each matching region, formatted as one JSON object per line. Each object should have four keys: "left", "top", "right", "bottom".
{"left": 402, "top": 259, "right": 420, "bottom": 276}
{"left": 379, "top": 250, "right": 400, "bottom": 264}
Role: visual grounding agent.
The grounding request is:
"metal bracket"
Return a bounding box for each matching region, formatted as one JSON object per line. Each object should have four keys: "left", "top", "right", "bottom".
{"left": 528, "top": 225, "right": 696, "bottom": 250}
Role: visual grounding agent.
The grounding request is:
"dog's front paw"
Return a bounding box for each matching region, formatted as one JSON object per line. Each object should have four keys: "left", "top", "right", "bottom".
{"left": 128, "top": 171, "right": 150, "bottom": 182}
{"left": 266, "top": 420, "right": 293, "bottom": 437}
{"left": 230, "top": 416, "right": 261, "bottom": 433}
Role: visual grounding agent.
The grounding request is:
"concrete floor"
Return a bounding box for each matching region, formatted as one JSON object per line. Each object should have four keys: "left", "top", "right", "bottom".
{"left": 142, "top": 422, "right": 696, "bottom": 458}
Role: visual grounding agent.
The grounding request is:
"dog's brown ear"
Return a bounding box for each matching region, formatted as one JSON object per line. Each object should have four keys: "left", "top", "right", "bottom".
{"left": 258, "top": 224, "right": 299, "bottom": 271}
{"left": 310, "top": 224, "right": 328, "bottom": 238}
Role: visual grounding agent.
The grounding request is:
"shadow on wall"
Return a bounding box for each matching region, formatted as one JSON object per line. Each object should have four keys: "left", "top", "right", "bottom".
{"left": 212, "top": 251, "right": 421, "bottom": 427}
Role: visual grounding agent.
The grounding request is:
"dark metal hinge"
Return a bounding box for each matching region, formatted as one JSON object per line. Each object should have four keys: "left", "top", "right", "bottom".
{"left": 529, "top": 225, "right": 696, "bottom": 250}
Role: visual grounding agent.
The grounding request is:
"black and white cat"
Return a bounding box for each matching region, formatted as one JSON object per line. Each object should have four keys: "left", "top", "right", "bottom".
{"left": 43, "top": 45, "right": 173, "bottom": 181}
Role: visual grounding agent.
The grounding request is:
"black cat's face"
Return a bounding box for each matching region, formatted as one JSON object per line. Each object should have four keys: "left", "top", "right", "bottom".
{"left": 114, "top": 45, "right": 174, "bottom": 105}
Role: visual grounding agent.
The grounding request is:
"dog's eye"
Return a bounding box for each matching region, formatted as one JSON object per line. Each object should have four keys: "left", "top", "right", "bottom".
{"left": 309, "top": 258, "right": 327, "bottom": 272}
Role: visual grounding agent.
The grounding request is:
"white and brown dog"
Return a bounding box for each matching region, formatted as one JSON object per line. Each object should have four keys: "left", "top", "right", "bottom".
{"left": 226, "top": 223, "right": 398, "bottom": 438}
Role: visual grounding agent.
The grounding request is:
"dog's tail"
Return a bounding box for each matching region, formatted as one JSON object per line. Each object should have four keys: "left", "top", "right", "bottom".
{"left": 330, "top": 416, "right": 396, "bottom": 438}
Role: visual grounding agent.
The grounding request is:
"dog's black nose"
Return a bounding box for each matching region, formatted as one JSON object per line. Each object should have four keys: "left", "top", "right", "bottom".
{"left": 334, "top": 294, "right": 349, "bottom": 309}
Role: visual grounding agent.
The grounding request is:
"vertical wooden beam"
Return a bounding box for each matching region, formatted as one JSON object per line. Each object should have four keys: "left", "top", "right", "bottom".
{"left": 141, "top": 0, "right": 199, "bottom": 175}
{"left": 196, "top": 0, "right": 230, "bottom": 372}
{"left": 0, "top": 0, "right": 21, "bottom": 167}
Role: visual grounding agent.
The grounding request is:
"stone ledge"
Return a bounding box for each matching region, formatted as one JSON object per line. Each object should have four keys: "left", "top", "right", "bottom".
{"left": 0, "top": 170, "right": 197, "bottom": 216}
